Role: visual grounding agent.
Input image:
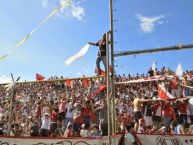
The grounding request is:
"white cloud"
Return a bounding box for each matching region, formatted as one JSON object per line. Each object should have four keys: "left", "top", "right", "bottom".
{"left": 41, "top": 0, "right": 85, "bottom": 21}
{"left": 71, "top": 5, "right": 85, "bottom": 21}
{"left": 136, "top": 14, "right": 165, "bottom": 33}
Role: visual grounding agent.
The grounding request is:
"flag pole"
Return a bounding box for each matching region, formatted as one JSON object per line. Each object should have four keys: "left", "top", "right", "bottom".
{"left": 109, "top": 0, "right": 116, "bottom": 135}
{"left": 106, "top": 32, "right": 111, "bottom": 145}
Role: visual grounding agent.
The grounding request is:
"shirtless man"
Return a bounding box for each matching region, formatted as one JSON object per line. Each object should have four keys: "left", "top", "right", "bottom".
{"left": 133, "top": 93, "right": 153, "bottom": 131}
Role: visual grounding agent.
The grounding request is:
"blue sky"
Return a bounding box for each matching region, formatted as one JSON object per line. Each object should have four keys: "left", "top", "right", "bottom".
{"left": 0, "top": 0, "right": 193, "bottom": 81}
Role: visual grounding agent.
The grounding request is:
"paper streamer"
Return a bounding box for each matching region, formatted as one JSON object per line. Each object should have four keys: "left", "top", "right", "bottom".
{"left": 0, "top": 0, "right": 71, "bottom": 62}
{"left": 0, "top": 50, "right": 13, "bottom": 62}
{"left": 65, "top": 44, "right": 91, "bottom": 65}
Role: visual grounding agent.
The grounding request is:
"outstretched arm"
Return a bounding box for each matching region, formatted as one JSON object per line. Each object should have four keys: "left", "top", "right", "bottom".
{"left": 88, "top": 42, "right": 97, "bottom": 46}
{"left": 138, "top": 98, "right": 159, "bottom": 103}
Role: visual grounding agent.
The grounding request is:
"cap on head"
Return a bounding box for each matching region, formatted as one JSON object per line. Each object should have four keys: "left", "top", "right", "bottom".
{"left": 45, "top": 113, "right": 49, "bottom": 116}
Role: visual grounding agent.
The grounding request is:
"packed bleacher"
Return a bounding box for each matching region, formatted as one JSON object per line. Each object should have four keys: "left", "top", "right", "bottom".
{"left": 0, "top": 66, "right": 193, "bottom": 138}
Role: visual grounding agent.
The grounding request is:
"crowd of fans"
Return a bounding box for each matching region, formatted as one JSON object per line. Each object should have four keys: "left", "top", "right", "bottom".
{"left": 0, "top": 66, "right": 193, "bottom": 139}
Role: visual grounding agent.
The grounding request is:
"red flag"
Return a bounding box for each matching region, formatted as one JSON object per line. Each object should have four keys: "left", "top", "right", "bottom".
{"left": 36, "top": 73, "right": 45, "bottom": 81}
{"left": 90, "top": 85, "right": 107, "bottom": 98}
{"left": 65, "top": 80, "right": 71, "bottom": 87}
{"left": 82, "top": 79, "right": 90, "bottom": 88}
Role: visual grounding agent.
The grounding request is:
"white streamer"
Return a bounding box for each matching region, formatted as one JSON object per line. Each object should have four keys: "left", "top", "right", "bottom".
{"left": 65, "top": 44, "right": 90, "bottom": 65}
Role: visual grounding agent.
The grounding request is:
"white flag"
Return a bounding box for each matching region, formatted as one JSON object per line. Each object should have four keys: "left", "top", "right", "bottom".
{"left": 65, "top": 44, "right": 91, "bottom": 65}
{"left": 152, "top": 61, "right": 156, "bottom": 72}
{"left": 175, "top": 62, "right": 183, "bottom": 77}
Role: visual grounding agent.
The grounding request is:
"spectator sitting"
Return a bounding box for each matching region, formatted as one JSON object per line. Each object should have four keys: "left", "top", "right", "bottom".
{"left": 80, "top": 123, "right": 90, "bottom": 138}
{"left": 90, "top": 124, "right": 99, "bottom": 138}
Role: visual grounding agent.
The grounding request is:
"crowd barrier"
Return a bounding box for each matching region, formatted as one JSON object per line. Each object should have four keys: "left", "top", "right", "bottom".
{"left": 0, "top": 134, "right": 123, "bottom": 145}
{"left": 0, "top": 75, "right": 105, "bottom": 85}
{"left": 136, "top": 133, "right": 193, "bottom": 145}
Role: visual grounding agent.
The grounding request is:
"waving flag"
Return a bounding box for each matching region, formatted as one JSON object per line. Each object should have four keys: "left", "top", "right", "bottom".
{"left": 89, "top": 85, "right": 107, "bottom": 98}
{"left": 36, "top": 73, "right": 45, "bottom": 81}
{"left": 65, "top": 44, "right": 91, "bottom": 65}
{"left": 158, "top": 83, "right": 174, "bottom": 100}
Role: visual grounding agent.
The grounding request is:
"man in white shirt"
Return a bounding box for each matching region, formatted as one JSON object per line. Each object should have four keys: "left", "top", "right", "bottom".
{"left": 64, "top": 101, "right": 74, "bottom": 129}
{"left": 80, "top": 124, "right": 90, "bottom": 138}
{"left": 41, "top": 113, "right": 51, "bottom": 136}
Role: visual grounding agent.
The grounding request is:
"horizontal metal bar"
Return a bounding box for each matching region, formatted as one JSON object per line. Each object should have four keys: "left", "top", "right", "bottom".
{"left": 114, "top": 44, "right": 193, "bottom": 57}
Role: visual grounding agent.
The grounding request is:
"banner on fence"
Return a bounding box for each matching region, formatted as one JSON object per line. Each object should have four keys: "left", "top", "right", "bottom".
{"left": 136, "top": 133, "right": 193, "bottom": 145}
{"left": 0, "top": 135, "right": 122, "bottom": 145}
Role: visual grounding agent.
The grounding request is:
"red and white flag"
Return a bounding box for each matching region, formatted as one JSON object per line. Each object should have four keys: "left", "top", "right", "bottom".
{"left": 158, "top": 83, "right": 174, "bottom": 100}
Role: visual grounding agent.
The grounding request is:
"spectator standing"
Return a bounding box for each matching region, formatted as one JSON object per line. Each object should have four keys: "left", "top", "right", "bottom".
{"left": 88, "top": 33, "right": 109, "bottom": 75}
{"left": 40, "top": 113, "right": 51, "bottom": 136}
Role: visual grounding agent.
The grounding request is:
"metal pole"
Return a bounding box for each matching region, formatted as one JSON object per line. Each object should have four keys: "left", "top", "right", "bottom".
{"left": 114, "top": 44, "right": 193, "bottom": 57}
{"left": 106, "top": 32, "right": 111, "bottom": 145}
{"left": 7, "top": 85, "right": 15, "bottom": 135}
{"left": 109, "top": 0, "right": 116, "bottom": 135}
{"left": 7, "top": 76, "right": 19, "bottom": 135}
{"left": 7, "top": 74, "right": 15, "bottom": 135}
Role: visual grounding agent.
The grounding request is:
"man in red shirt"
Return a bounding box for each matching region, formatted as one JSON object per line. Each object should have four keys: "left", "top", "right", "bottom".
{"left": 170, "top": 76, "right": 180, "bottom": 98}
{"left": 50, "top": 109, "right": 58, "bottom": 135}
{"left": 82, "top": 100, "right": 92, "bottom": 129}
{"left": 73, "top": 103, "right": 83, "bottom": 136}
{"left": 163, "top": 101, "right": 174, "bottom": 127}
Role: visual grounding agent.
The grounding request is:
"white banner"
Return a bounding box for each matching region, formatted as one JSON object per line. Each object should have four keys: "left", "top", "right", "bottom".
{"left": 136, "top": 133, "right": 193, "bottom": 145}
{"left": 0, "top": 135, "right": 122, "bottom": 145}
